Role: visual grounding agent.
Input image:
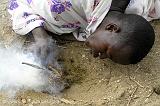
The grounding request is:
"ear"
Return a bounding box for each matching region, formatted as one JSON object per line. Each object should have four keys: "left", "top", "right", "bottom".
{"left": 105, "top": 23, "right": 121, "bottom": 33}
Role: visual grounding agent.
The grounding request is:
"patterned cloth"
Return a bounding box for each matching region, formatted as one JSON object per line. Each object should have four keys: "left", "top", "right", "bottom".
{"left": 8, "top": 0, "right": 160, "bottom": 41}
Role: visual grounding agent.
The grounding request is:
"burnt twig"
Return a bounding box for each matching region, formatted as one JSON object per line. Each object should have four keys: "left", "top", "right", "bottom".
{"left": 22, "top": 62, "right": 45, "bottom": 70}
{"left": 22, "top": 62, "right": 62, "bottom": 78}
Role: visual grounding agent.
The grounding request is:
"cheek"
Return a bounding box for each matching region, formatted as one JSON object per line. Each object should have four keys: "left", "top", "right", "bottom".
{"left": 86, "top": 36, "right": 100, "bottom": 49}
{"left": 110, "top": 50, "right": 131, "bottom": 65}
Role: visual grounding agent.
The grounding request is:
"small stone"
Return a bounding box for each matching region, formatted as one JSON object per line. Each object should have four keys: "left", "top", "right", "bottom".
{"left": 82, "top": 54, "right": 85, "bottom": 58}
{"left": 97, "top": 100, "right": 106, "bottom": 105}
{"left": 21, "top": 99, "right": 27, "bottom": 104}
{"left": 116, "top": 80, "right": 121, "bottom": 83}
{"left": 103, "top": 97, "right": 107, "bottom": 100}
{"left": 99, "top": 80, "right": 102, "bottom": 83}
{"left": 27, "top": 98, "right": 32, "bottom": 102}
{"left": 133, "top": 95, "right": 139, "bottom": 99}
{"left": 60, "top": 98, "right": 75, "bottom": 104}
{"left": 156, "top": 52, "right": 159, "bottom": 54}
{"left": 148, "top": 89, "right": 152, "bottom": 92}
{"left": 145, "top": 98, "right": 149, "bottom": 102}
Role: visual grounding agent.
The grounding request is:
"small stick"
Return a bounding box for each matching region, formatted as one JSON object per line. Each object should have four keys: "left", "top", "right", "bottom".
{"left": 144, "top": 90, "right": 154, "bottom": 102}
{"left": 59, "top": 98, "right": 75, "bottom": 104}
{"left": 22, "top": 62, "right": 61, "bottom": 77}
{"left": 22, "top": 62, "right": 45, "bottom": 70}
{"left": 146, "top": 90, "right": 154, "bottom": 98}
{"left": 129, "top": 76, "right": 144, "bottom": 88}
{"left": 127, "top": 86, "right": 138, "bottom": 106}
{"left": 135, "top": 65, "right": 141, "bottom": 72}
{"left": 87, "top": 86, "right": 92, "bottom": 91}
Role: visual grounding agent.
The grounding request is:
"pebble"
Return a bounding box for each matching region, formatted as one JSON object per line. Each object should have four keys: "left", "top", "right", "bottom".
{"left": 103, "top": 97, "right": 107, "bottom": 100}
{"left": 2, "top": 15, "right": 5, "bottom": 18}
{"left": 116, "top": 79, "right": 121, "bottom": 83}
{"left": 133, "top": 95, "right": 139, "bottom": 99}
{"left": 82, "top": 54, "right": 85, "bottom": 58}
{"left": 27, "top": 98, "right": 32, "bottom": 102}
{"left": 21, "top": 98, "right": 27, "bottom": 104}
{"left": 97, "top": 100, "right": 106, "bottom": 105}
{"left": 60, "top": 98, "right": 75, "bottom": 104}
{"left": 148, "top": 89, "right": 152, "bottom": 92}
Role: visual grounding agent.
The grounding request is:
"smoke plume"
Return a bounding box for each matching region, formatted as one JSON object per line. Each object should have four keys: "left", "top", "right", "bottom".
{"left": 0, "top": 38, "right": 66, "bottom": 97}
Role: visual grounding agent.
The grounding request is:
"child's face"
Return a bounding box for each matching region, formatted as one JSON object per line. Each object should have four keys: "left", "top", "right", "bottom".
{"left": 86, "top": 23, "right": 132, "bottom": 65}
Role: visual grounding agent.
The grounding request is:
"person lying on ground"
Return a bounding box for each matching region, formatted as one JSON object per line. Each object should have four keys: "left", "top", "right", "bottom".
{"left": 8, "top": 0, "right": 159, "bottom": 67}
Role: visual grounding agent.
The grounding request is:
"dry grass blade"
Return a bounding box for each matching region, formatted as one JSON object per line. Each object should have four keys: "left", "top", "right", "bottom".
{"left": 129, "top": 76, "right": 144, "bottom": 88}
{"left": 59, "top": 98, "right": 75, "bottom": 104}
{"left": 127, "top": 86, "right": 138, "bottom": 106}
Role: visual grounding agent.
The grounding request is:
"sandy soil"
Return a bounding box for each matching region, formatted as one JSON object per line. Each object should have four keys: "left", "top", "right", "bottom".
{"left": 1, "top": 0, "right": 160, "bottom": 106}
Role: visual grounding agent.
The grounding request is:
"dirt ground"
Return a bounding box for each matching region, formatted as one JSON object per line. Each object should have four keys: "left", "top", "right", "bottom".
{"left": 1, "top": 1, "right": 160, "bottom": 106}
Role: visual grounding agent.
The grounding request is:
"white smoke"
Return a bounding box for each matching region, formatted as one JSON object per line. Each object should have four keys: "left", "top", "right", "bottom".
{"left": 0, "top": 47, "right": 66, "bottom": 97}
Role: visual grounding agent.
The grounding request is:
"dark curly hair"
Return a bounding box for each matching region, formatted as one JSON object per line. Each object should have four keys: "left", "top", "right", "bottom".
{"left": 103, "top": 0, "right": 155, "bottom": 64}
{"left": 121, "top": 14, "right": 155, "bottom": 64}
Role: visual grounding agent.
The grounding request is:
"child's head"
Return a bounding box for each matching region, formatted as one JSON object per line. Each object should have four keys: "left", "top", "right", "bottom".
{"left": 87, "top": 11, "right": 155, "bottom": 65}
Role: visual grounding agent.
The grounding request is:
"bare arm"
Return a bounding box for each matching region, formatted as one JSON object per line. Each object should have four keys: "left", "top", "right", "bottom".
{"left": 29, "top": 27, "right": 58, "bottom": 68}
{"left": 109, "top": 0, "right": 131, "bottom": 13}
{"left": 31, "top": 27, "right": 49, "bottom": 42}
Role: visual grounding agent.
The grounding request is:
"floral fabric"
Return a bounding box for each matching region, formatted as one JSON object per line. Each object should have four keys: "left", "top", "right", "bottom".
{"left": 8, "top": 0, "right": 160, "bottom": 41}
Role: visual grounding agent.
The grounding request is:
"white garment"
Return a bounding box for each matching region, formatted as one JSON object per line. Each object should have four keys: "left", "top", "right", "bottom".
{"left": 126, "top": 0, "right": 160, "bottom": 21}
{"left": 8, "top": 0, "right": 160, "bottom": 41}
